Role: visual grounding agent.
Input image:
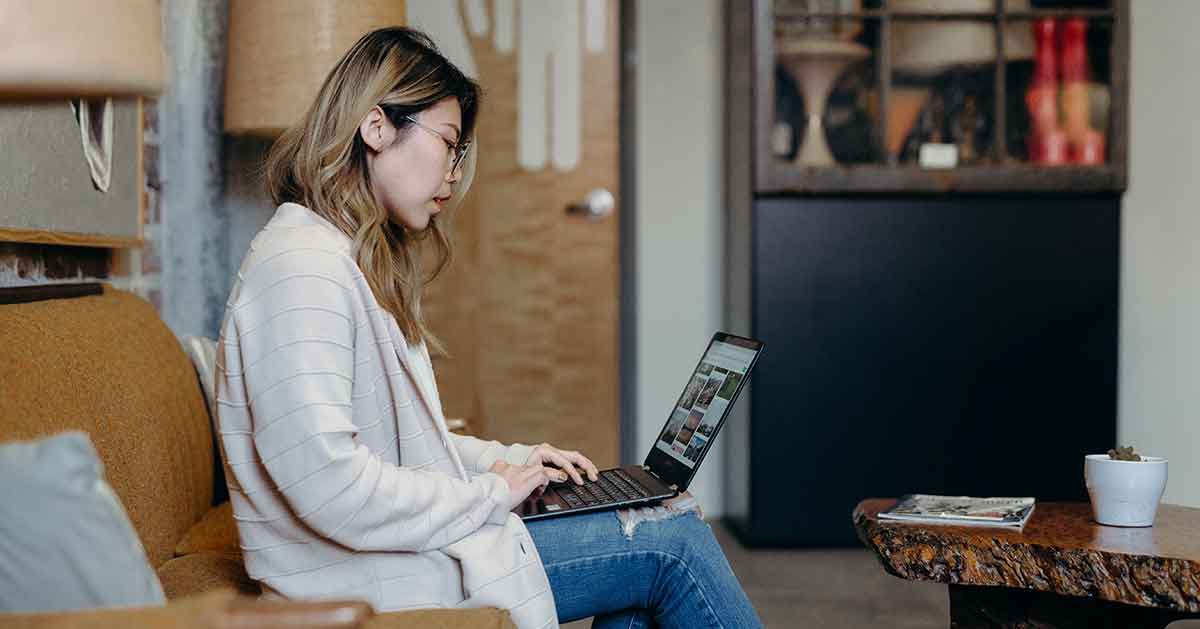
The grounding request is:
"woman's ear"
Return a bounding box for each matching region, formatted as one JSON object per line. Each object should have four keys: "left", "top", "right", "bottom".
{"left": 359, "top": 106, "right": 390, "bottom": 152}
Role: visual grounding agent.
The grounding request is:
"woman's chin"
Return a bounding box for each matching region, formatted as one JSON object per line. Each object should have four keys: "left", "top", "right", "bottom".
{"left": 388, "top": 208, "right": 435, "bottom": 233}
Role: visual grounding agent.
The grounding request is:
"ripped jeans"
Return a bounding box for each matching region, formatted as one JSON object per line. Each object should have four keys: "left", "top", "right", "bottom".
{"left": 525, "top": 509, "right": 763, "bottom": 628}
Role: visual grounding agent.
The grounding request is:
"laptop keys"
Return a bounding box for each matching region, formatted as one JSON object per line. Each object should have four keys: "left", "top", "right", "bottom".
{"left": 599, "top": 475, "right": 638, "bottom": 501}
{"left": 554, "top": 469, "right": 658, "bottom": 510}
{"left": 613, "top": 469, "right": 651, "bottom": 497}
{"left": 608, "top": 474, "right": 642, "bottom": 499}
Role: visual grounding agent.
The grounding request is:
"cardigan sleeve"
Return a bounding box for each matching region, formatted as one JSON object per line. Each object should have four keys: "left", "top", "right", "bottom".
{"left": 227, "top": 246, "right": 512, "bottom": 553}
{"left": 448, "top": 433, "right": 536, "bottom": 475}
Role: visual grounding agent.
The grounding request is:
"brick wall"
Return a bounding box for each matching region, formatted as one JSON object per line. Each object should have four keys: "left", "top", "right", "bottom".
{"left": 111, "top": 99, "right": 165, "bottom": 311}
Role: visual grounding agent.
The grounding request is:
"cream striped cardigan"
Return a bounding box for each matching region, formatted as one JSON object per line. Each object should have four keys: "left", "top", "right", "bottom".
{"left": 215, "top": 203, "right": 557, "bottom": 628}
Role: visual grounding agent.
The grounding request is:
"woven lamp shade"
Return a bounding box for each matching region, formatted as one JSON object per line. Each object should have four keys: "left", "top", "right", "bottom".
{"left": 0, "top": 0, "right": 163, "bottom": 97}
{"left": 224, "top": 0, "right": 407, "bottom": 136}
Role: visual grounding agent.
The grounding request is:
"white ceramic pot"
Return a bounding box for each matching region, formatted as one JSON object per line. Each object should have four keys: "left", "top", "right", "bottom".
{"left": 1084, "top": 454, "right": 1168, "bottom": 527}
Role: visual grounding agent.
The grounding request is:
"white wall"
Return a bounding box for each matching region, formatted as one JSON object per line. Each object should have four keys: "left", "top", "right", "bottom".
{"left": 634, "top": 0, "right": 1200, "bottom": 516}
{"left": 635, "top": 0, "right": 727, "bottom": 515}
{"left": 1119, "top": 1, "right": 1200, "bottom": 508}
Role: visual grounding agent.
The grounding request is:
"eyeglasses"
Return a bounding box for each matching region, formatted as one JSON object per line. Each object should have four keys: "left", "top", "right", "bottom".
{"left": 403, "top": 115, "right": 471, "bottom": 175}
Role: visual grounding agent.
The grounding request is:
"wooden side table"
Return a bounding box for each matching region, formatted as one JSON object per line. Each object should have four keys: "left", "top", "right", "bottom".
{"left": 854, "top": 498, "right": 1200, "bottom": 628}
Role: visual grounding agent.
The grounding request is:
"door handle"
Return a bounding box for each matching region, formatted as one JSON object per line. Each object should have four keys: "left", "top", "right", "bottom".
{"left": 565, "top": 188, "right": 615, "bottom": 219}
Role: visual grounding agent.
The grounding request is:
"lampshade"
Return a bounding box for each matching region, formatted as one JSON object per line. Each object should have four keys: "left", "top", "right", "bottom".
{"left": 891, "top": 0, "right": 1034, "bottom": 77}
{"left": 0, "top": 0, "right": 163, "bottom": 97}
{"left": 224, "top": 0, "right": 407, "bottom": 136}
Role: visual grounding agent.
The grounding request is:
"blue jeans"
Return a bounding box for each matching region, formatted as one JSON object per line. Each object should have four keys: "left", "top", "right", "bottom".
{"left": 526, "top": 509, "right": 763, "bottom": 628}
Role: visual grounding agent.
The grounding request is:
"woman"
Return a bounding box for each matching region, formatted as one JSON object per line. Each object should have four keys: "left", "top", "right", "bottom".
{"left": 215, "top": 27, "right": 761, "bottom": 629}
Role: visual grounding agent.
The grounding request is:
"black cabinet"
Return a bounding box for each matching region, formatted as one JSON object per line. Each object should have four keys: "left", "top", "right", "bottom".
{"left": 724, "top": 196, "right": 1118, "bottom": 546}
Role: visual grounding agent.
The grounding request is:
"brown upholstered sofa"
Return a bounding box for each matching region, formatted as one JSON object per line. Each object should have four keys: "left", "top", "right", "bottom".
{"left": 0, "top": 284, "right": 514, "bottom": 628}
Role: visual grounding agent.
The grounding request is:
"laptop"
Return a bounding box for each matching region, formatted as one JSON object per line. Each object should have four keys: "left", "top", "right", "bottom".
{"left": 517, "top": 332, "right": 764, "bottom": 521}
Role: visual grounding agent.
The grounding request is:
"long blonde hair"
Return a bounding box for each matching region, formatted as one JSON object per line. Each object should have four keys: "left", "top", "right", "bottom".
{"left": 264, "top": 27, "right": 480, "bottom": 355}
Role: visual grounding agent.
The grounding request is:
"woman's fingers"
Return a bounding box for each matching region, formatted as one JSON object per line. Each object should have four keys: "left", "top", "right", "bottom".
{"left": 495, "top": 463, "right": 552, "bottom": 509}
{"left": 521, "top": 464, "right": 551, "bottom": 495}
{"left": 533, "top": 443, "right": 594, "bottom": 484}
{"left": 565, "top": 450, "right": 599, "bottom": 481}
{"left": 543, "top": 449, "right": 583, "bottom": 485}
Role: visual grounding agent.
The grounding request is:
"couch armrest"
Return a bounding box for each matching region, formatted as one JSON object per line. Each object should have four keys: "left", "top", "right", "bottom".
{"left": 0, "top": 589, "right": 372, "bottom": 629}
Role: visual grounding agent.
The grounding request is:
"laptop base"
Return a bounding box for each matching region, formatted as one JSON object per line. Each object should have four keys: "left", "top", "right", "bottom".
{"left": 517, "top": 465, "right": 676, "bottom": 521}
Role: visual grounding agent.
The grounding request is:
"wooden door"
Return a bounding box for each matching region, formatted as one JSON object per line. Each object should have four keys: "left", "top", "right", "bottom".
{"left": 410, "top": 0, "right": 620, "bottom": 468}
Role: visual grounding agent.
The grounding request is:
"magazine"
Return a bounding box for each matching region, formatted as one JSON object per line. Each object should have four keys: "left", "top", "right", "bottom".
{"left": 878, "top": 494, "right": 1036, "bottom": 529}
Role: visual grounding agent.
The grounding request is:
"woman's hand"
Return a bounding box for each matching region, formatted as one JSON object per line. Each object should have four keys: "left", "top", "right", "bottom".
{"left": 489, "top": 461, "right": 554, "bottom": 511}
{"left": 525, "top": 443, "right": 599, "bottom": 486}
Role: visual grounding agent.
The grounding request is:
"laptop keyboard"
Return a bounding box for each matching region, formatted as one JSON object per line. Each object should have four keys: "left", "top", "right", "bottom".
{"left": 556, "top": 468, "right": 655, "bottom": 509}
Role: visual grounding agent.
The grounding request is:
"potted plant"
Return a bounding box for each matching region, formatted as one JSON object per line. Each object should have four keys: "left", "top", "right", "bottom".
{"left": 1084, "top": 446, "right": 1168, "bottom": 527}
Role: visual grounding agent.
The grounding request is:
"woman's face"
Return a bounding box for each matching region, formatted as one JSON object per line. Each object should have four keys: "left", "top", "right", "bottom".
{"left": 362, "top": 97, "right": 463, "bottom": 232}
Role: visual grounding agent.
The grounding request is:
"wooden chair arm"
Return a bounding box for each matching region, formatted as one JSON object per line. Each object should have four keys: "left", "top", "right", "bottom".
{"left": 0, "top": 589, "right": 515, "bottom": 629}
{"left": 0, "top": 589, "right": 370, "bottom": 629}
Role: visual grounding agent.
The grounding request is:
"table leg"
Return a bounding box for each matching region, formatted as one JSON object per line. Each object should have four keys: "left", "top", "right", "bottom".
{"left": 948, "top": 584, "right": 1200, "bottom": 629}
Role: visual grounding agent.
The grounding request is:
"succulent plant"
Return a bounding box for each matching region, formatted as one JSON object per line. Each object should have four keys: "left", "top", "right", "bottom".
{"left": 1107, "top": 446, "right": 1142, "bottom": 462}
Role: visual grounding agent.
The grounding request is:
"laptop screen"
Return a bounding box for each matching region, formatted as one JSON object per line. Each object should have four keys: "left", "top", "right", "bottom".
{"left": 653, "top": 335, "right": 761, "bottom": 469}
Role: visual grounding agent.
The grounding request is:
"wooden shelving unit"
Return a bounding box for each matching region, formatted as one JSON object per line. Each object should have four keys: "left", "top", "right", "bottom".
{"left": 731, "top": 0, "right": 1129, "bottom": 195}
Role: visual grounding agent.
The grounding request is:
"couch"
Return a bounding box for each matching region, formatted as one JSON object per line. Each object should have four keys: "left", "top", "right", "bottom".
{"left": 0, "top": 283, "right": 515, "bottom": 628}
